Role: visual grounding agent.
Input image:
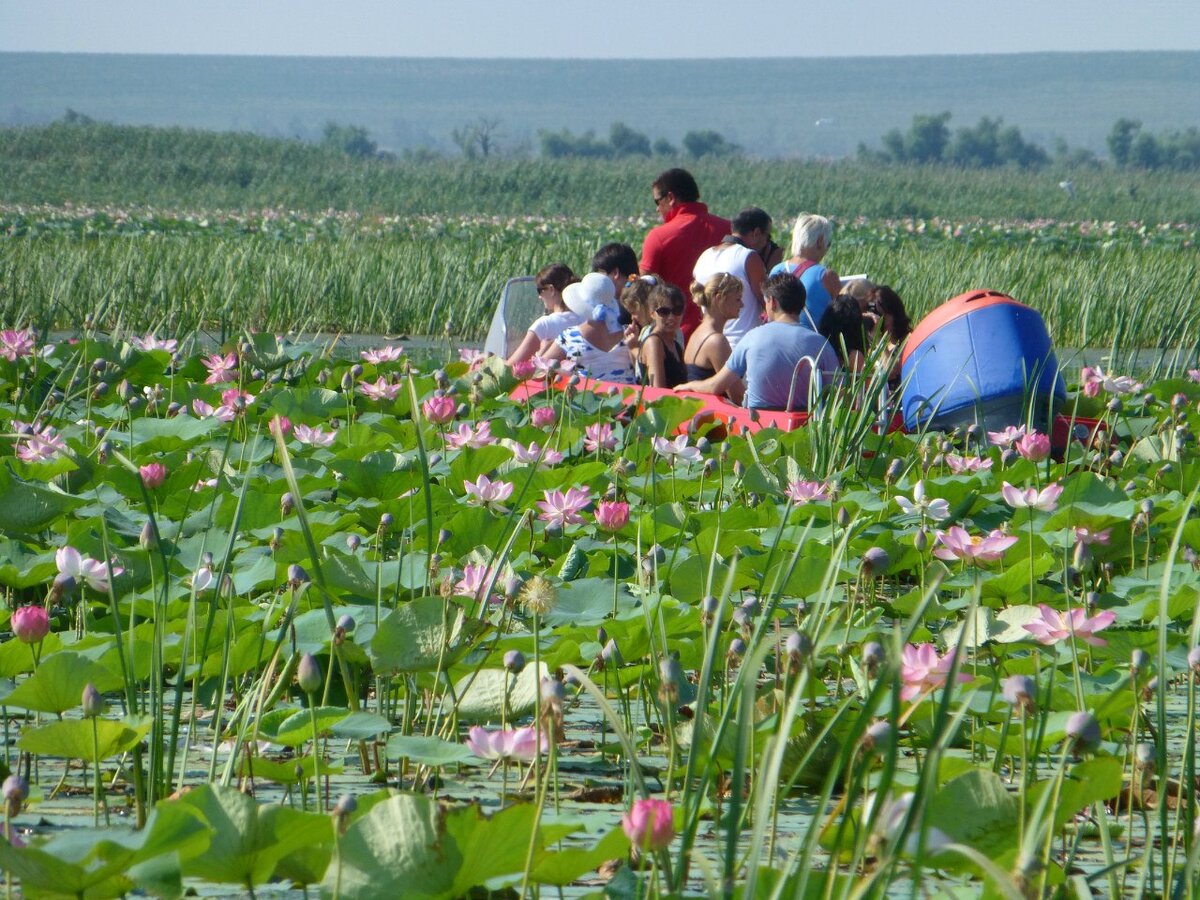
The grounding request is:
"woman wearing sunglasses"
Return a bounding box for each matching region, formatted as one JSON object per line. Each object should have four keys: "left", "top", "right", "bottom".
{"left": 504, "top": 263, "right": 580, "bottom": 367}
{"left": 639, "top": 283, "right": 689, "bottom": 388}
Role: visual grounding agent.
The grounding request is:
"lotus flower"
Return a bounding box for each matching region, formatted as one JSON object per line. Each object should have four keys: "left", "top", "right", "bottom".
{"left": 933, "top": 526, "right": 1017, "bottom": 564}
{"left": 11, "top": 605, "right": 49, "bottom": 644}
{"left": 130, "top": 333, "right": 178, "bottom": 353}
{"left": 0, "top": 328, "right": 36, "bottom": 361}
{"left": 987, "top": 425, "right": 1027, "bottom": 447}
{"left": 622, "top": 797, "right": 674, "bottom": 852}
{"left": 360, "top": 345, "right": 404, "bottom": 364}
{"left": 293, "top": 424, "right": 336, "bottom": 447}
{"left": 531, "top": 406, "right": 557, "bottom": 428}
{"left": 537, "top": 487, "right": 591, "bottom": 530}
{"left": 357, "top": 377, "right": 401, "bottom": 401}
{"left": 863, "top": 792, "right": 953, "bottom": 856}
{"left": 465, "top": 725, "right": 546, "bottom": 761}
{"left": 1073, "top": 526, "right": 1112, "bottom": 546}
{"left": 454, "top": 564, "right": 501, "bottom": 603}
{"left": 509, "top": 441, "right": 563, "bottom": 466}
{"left": 201, "top": 352, "right": 237, "bottom": 384}
{"left": 1001, "top": 481, "right": 1063, "bottom": 512}
{"left": 899, "top": 643, "right": 973, "bottom": 701}
{"left": 422, "top": 395, "right": 457, "bottom": 424}
{"left": 1188, "top": 369, "right": 1200, "bottom": 384}
{"left": 595, "top": 500, "right": 630, "bottom": 533}
{"left": 139, "top": 462, "right": 167, "bottom": 489}
{"left": 785, "top": 480, "right": 830, "bottom": 505}
{"left": 511, "top": 359, "right": 536, "bottom": 380}
{"left": 190, "top": 566, "right": 214, "bottom": 592}
{"left": 56, "top": 546, "right": 122, "bottom": 593}
{"left": 444, "top": 421, "right": 496, "bottom": 450}
{"left": 584, "top": 422, "right": 617, "bottom": 453}
{"left": 1022, "top": 604, "right": 1116, "bottom": 647}
{"left": 1015, "top": 432, "right": 1051, "bottom": 462}
{"left": 1081, "top": 365, "right": 1142, "bottom": 397}
{"left": 895, "top": 481, "right": 950, "bottom": 520}
{"left": 945, "top": 454, "right": 993, "bottom": 474}
{"left": 14, "top": 422, "right": 66, "bottom": 462}
{"left": 191, "top": 398, "right": 237, "bottom": 422}
{"left": 652, "top": 435, "right": 701, "bottom": 465}
{"left": 458, "top": 348, "right": 486, "bottom": 369}
{"left": 463, "top": 474, "right": 514, "bottom": 510}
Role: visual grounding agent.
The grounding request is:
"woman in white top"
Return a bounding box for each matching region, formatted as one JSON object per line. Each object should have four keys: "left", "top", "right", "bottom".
{"left": 542, "top": 272, "right": 636, "bottom": 383}
{"left": 505, "top": 264, "right": 580, "bottom": 366}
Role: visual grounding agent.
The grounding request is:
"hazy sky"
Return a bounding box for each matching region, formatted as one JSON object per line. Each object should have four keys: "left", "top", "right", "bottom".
{"left": 3, "top": 0, "right": 1199, "bottom": 58}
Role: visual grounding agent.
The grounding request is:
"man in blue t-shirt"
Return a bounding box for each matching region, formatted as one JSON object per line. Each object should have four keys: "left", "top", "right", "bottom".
{"left": 676, "top": 273, "right": 840, "bottom": 410}
{"left": 768, "top": 213, "right": 841, "bottom": 330}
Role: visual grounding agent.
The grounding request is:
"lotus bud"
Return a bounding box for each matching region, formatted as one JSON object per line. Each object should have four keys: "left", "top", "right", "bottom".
{"left": 727, "top": 637, "right": 746, "bottom": 664}
{"left": 1134, "top": 742, "right": 1156, "bottom": 774}
{"left": 294, "top": 762, "right": 306, "bottom": 782}
{"left": 138, "top": 520, "right": 157, "bottom": 551}
{"left": 1085, "top": 591, "right": 1099, "bottom": 611}
{"left": 348, "top": 363, "right": 363, "bottom": 379}
{"left": 316, "top": 368, "right": 329, "bottom": 385}
{"left": 861, "top": 547, "right": 890, "bottom": 578}
{"left": 1158, "top": 463, "right": 1174, "bottom": 481}
{"left": 718, "top": 444, "right": 729, "bottom": 463}
{"left": 336, "top": 614, "right": 356, "bottom": 636}
{"left": 1130, "top": 648, "right": 1150, "bottom": 676}
{"left": 503, "top": 649, "right": 526, "bottom": 674}
{"left": 432, "top": 369, "right": 449, "bottom": 388}
{"left": 702, "top": 458, "right": 716, "bottom": 477}
{"left": 884, "top": 458, "right": 903, "bottom": 484}
{"left": 1141, "top": 676, "right": 1158, "bottom": 702}
{"left": 1109, "top": 449, "right": 1124, "bottom": 467}
{"left": 1000, "top": 448, "right": 1019, "bottom": 467}
{"left": 601, "top": 639, "right": 622, "bottom": 669}
{"left": 1188, "top": 646, "right": 1200, "bottom": 674}
{"left": 377, "top": 513, "right": 393, "bottom": 533}
{"left": 658, "top": 656, "right": 682, "bottom": 703}
{"left": 504, "top": 573, "right": 522, "bottom": 599}
{"left": 695, "top": 436, "right": 711, "bottom": 455}
{"left": 861, "top": 720, "right": 892, "bottom": 754}
{"left": 1064, "top": 711, "right": 1101, "bottom": 754}
{"left": 346, "top": 533, "right": 361, "bottom": 552}
{"left": 297, "top": 653, "right": 322, "bottom": 694}
{"left": 1141, "top": 392, "right": 1155, "bottom": 408}
{"left": 340, "top": 371, "right": 354, "bottom": 392}
{"left": 1001, "top": 674, "right": 1037, "bottom": 714}
{"left": 287, "top": 563, "right": 309, "bottom": 587}
{"left": 11, "top": 605, "right": 50, "bottom": 643}
{"left": 82, "top": 682, "right": 104, "bottom": 718}
{"left": 540, "top": 676, "right": 566, "bottom": 738}
{"left": 93, "top": 381, "right": 109, "bottom": 399}
{"left": 270, "top": 526, "right": 285, "bottom": 552}
{"left": 596, "top": 626, "right": 608, "bottom": 646}
{"left": 862, "top": 641, "right": 885, "bottom": 677}
{"left": 428, "top": 452, "right": 442, "bottom": 468}
{"left": 1072, "top": 540, "right": 1093, "bottom": 572}
{"left": 3, "top": 774, "right": 28, "bottom": 817}
{"left": 622, "top": 459, "right": 636, "bottom": 477}
{"left": 913, "top": 528, "right": 929, "bottom": 553}
{"left": 701, "top": 594, "right": 720, "bottom": 625}
{"left": 280, "top": 492, "right": 294, "bottom": 516}
{"left": 333, "top": 793, "right": 358, "bottom": 829}
{"left": 1107, "top": 396, "right": 1123, "bottom": 413}
{"left": 731, "top": 606, "right": 750, "bottom": 632}
{"left": 733, "top": 459, "right": 745, "bottom": 479}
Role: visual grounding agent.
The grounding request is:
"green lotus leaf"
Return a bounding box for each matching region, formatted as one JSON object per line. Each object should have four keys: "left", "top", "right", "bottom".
{"left": 17, "top": 715, "right": 153, "bottom": 762}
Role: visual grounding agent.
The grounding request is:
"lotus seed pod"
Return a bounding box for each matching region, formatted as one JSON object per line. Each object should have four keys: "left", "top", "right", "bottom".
{"left": 1085, "top": 591, "right": 1099, "bottom": 611}
{"left": 503, "top": 649, "right": 526, "bottom": 674}
{"left": 504, "top": 573, "right": 523, "bottom": 599}
{"left": 731, "top": 606, "right": 750, "bottom": 630}
{"left": 280, "top": 492, "right": 294, "bottom": 516}
{"left": 1141, "top": 392, "right": 1156, "bottom": 407}
{"left": 93, "top": 381, "right": 109, "bottom": 398}
{"left": 1107, "top": 396, "right": 1123, "bottom": 413}
{"left": 336, "top": 614, "right": 356, "bottom": 635}
{"left": 269, "top": 526, "right": 284, "bottom": 551}
{"left": 81, "top": 682, "right": 104, "bottom": 718}
{"left": 1109, "top": 450, "right": 1124, "bottom": 467}
{"left": 884, "top": 458, "right": 903, "bottom": 484}
{"left": 786, "top": 631, "right": 813, "bottom": 670}
{"left": 50, "top": 572, "right": 76, "bottom": 603}
{"left": 695, "top": 436, "right": 711, "bottom": 454}
{"left": 1140, "top": 498, "right": 1154, "bottom": 516}
{"left": 1000, "top": 448, "right": 1019, "bottom": 467}
{"left": 297, "top": 653, "right": 322, "bottom": 694}
{"left": 862, "top": 641, "right": 886, "bottom": 677}
{"left": 1064, "top": 711, "right": 1101, "bottom": 754}
{"left": 379, "top": 513, "right": 394, "bottom": 531}
{"left": 346, "top": 533, "right": 361, "bottom": 552}
{"left": 861, "top": 547, "right": 890, "bottom": 577}
{"left": 91, "top": 358, "right": 107, "bottom": 373}
{"left": 861, "top": 720, "right": 892, "bottom": 754}
{"left": 333, "top": 793, "right": 358, "bottom": 818}
{"left": 727, "top": 637, "right": 746, "bottom": 661}
{"left": 287, "top": 563, "right": 310, "bottom": 586}
{"left": 541, "top": 676, "right": 566, "bottom": 705}
{"left": 702, "top": 458, "right": 716, "bottom": 477}
{"left": 1130, "top": 648, "right": 1150, "bottom": 675}
{"left": 622, "top": 459, "right": 637, "bottom": 477}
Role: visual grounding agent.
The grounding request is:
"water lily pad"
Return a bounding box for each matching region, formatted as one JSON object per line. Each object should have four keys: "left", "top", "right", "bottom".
{"left": 385, "top": 734, "right": 475, "bottom": 766}
{"left": 18, "top": 715, "right": 153, "bottom": 762}
{"left": 1, "top": 651, "right": 123, "bottom": 713}
{"left": 451, "top": 662, "right": 548, "bottom": 722}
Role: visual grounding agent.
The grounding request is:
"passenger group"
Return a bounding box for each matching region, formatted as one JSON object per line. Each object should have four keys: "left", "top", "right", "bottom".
{"left": 505, "top": 167, "right": 911, "bottom": 412}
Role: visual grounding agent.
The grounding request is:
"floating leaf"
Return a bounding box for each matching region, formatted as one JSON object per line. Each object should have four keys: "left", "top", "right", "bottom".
{"left": 18, "top": 715, "right": 153, "bottom": 762}
{"left": 385, "top": 734, "right": 475, "bottom": 767}
{"left": 450, "top": 662, "right": 548, "bottom": 722}
{"left": 370, "top": 596, "right": 474, "bottom": 673}
{"left": 2, "top": 651, "right": 123, "bottom": 713}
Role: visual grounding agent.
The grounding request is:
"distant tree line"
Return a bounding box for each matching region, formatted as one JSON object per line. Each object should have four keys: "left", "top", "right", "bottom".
{"left": 858, "top": 112, "right": 1051, "bottom": 169}
{"left": 537, "top": 122, "right": 740, "bottom": 160}
{"left": 1107, "top": 119, "right": 1200, "bottom": 171}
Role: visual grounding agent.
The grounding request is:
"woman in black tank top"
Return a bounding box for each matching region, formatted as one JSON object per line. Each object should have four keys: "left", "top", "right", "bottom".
{"left": 683, "top": 273, "right": 742, "bottom": 384}
{"left": 640, "top": 283, "right": 689, "bottom": 388}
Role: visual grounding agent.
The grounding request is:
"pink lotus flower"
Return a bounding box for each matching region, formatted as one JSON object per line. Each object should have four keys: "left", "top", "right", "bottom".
{"left": 11, "top": 605, "right": 49, "bottom": 643}
{"left": 130, "top": 333, "right": 177, "bottom": 353}
{"left": 190, "top": 566, "right": 215, "bottom": 592}
{"left": 945, "top": 454, "right": 993, "bottom": 474}
{"left": 268, "top": 416, "right": 293, "bottom": 439}
{"left": 140, "top": 463, "right": 168, "bottom": 489}
{"left": 193, "top": 477, "right": 218, "bottom": 492}
{"left": 14, "top": 422, "right": 66, "bottom": 462}
{"left": 509, "top": 441, "right": 563, "bottom": 466}
{"left": 511, "top": 359, "right": 536, "bottom": 380}
{"left": 1022, "top": 603, "right": 1116, "bottom": 647}
{"left": 530, "top": 356, "right": 558, "bottom": 380}
{"left": 459, "top": 348, "right": 487, "bottom": 369}
{"left": 1073, "top": 526, "right": 1112, "bottom": 546}
{"left": 465, "top": 725, "right": 547, "bottom": 761}
{"left": 595, "top": 500, "right": 630, "bottom": 533}
{"left": 785, "top": 480, "right": 830, "bottom": 505}
{"left": 900, "top": 643, "right": 973, "bottom": 701}
{"left": 293, "top": 424, "right": 336, "bottom": 447}
{"left": 987, "top": 425, "right": 1027, "bottom": 447}
{"left": 358, "top": 377, "right": 401, "bottom": 402}
{"left": 56, "top": 546, "right": 122, "bottom": 593}
{"left": 894, "top": 481, "right": 949, "bottom": 520}
{"left": 1001, "top": 481, "right": 1063, "bottom": 512}
{"left": 531, "top": 406, "right": 557, "bottom": 428}
{"left": 1081, "top": 366, "right": 1142, "bottom": 398}
{"left": 584, "top": 422, "right": 617, "bottom": 453}
{"left": 360, "top": 345, "right": 404, "bottom": 364}
{"left": 454, "top": 564, "right": 501, "bottom": 603}
{"left": 201, "top": 352, "right": 238, "bottom": 384}
{"left": 1188, "top": 369, "right": 1200, "bottom": 384}
{"left": 0, "top": 329, "right": 36, "bottom": 361}
{"left": 221, "top": 387, "right": 255, "bottom": 408}
{"left": 537, "top": 487, "right": 591, "bottom": 529}
{"left": 191, "top": 399, "right": 236, "bottom": 423}
{"left": 445, "top": 421, "right": 496, "bottom": 450}
{"left": 422, "top": 395, "right": 457, "bottom": 424}
{"left": 1015, "top": 432, "right": 1051, "bottom": 462}
{"left": 652, "top": 434, "right": 701, "bottom": 465}
{"left": 463, "top": 474, "right": 514, "bottom": 509}
{"left": 933, "top": 526, "right": 1018, "bottom": 564}
{"left": 622, "top": 798, "right": 674, "bottom": 852}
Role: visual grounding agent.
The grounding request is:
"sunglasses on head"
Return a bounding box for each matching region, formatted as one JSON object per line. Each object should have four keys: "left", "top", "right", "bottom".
{"left": 655, "top": 305, "right": 685, "bottom": 317}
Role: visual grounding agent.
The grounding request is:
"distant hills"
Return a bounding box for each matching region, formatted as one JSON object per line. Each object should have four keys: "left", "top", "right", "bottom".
{"left": 2, "top": 51, "right": 1198, "bottom": 159}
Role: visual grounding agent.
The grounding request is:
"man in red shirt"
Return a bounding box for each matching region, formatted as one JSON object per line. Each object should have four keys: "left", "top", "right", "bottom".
{"left": 640, "top": 168, "right": 730, "bottom": 339}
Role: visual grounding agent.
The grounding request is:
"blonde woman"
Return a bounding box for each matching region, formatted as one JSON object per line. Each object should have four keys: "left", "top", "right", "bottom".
{"left": 683, "top": 273, "right": 742, "bottom": 381}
